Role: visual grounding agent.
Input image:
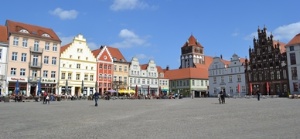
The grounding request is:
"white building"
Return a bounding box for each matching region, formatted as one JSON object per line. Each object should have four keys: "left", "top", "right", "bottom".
{"left": 0, "top": 25, "right": 8, "bottom": 96}
{"left": 285, "top": 33, "right": 300, "bottom": 95}
{"left": 208, "top": 54, "right": 246, "bottom": 97}
{"left": 59, "top": 34, "right": 97, "bottom": 96}
{"left": 129, "top": 57, "right": 164, "bottom": 96}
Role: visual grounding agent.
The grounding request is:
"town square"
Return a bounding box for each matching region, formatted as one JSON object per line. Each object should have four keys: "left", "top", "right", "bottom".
{"left": 1, "top": 97, "right": 300, "bottom": 139}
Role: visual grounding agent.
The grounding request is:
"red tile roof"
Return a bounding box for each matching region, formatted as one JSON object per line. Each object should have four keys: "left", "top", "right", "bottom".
{"left": 166, "top": 55, "right": 216, "bottom": 80}
{"left": 92, "top": 49, "right": 101, "bottom": 57}
{"left": 165, "top": 67, "right": 209, "bottom": 80}
{"left": 286, "top": 33, "right": 300, "bottom": 47}
{"left": 6, "top": 20, "right": 61, "bottom": 42}
{"left": 182, "top": 35, "right": 203, "bottom": 48}
{"left": 60, "top": 43, "right": 72, "bottom": 54}
{"left": 140, "top": 64, "right": 148, "bottom": 70}
{"left": 106, "top": 46, "right": 127, "bottom": 62}
{"left": 0, "top": 25, "right": 8, "bottom": 43}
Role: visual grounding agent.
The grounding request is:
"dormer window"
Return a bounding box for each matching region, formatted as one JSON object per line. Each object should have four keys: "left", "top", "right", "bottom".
{"left": 42, "top": 33, "right": 51, "bottom": 38}
{"left": 19, "top": 29, "right": 29, "bottom": 33}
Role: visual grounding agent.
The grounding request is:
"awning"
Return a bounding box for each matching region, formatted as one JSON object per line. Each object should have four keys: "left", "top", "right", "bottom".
{"left": 118, "top": 90, "right": 135, "bottom": 94}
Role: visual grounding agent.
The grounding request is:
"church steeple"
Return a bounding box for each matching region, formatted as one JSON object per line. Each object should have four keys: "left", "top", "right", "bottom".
{"left": 180, "top": 35, "right": 205, "bottom": 69}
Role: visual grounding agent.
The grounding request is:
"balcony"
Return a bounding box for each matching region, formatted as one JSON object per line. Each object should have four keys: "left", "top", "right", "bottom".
{"left": 29, "top": 62, "right": 42, "bottom": 68}
{"left": 30, "top": 47, "right": 43, "bottom": 54}
{"left": 28, "top": 76, "right": 41, "bottom": 82}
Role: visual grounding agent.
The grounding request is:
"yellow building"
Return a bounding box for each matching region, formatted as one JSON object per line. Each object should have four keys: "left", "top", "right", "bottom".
{"left": 59, "top": 34, "right": 96, "bottom": 96}
{"left": 6, "top": 20, "right": 61, "bottom": 96}
{"left": 107, "top": 47, "right": 130, "bottom": 91}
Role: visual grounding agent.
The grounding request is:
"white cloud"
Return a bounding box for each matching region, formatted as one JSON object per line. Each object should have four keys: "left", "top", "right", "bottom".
{"left": 111, "top": 29, "right": 149, "bottom": 48}
{"left": 135, "top": 54, "right": 148, "bottom": 59}
{"left": 244, "top": 21, "right": 300, "bottom": 41}
{"left": 50, "top": 8, "right": 78, "bottom": 20}
{"left": 110, "top": 0, "right": 153, "bottom": 11}
{"left": 231, "top": 28, "right": 239, "bottom": 37}
{"left": 87, "top": 42, "right": 98, "bottom": 50}
{"left": 273, "top": 22, "right": 300, "bottom": 41}
{"left": 60, "top": 36, "right": 74, "bottom": 45}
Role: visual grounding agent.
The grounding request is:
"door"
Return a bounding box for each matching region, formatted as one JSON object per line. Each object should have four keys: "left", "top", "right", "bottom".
{"left": 33, "top": 55, "right": 38, "bottom": 66}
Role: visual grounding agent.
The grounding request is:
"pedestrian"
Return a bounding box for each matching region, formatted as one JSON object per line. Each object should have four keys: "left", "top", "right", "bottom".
{"left": 46, "top": 94, "right": 50, "bottom": 104}
{"left": 42, "top": 91, "right": 48, "bottom": 104}
{"left": 222, "top": 89, "right": 226, "bottom": 104}
{"left": 257, "top": 90, "right": 260, "bottom": 101}
{"left": 93, "top": 92, "right": 100, "bottom": 106}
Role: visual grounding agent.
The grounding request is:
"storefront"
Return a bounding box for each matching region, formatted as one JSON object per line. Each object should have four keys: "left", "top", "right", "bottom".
{"left": 7, "top": 77, "right": 28, "bottom": 96}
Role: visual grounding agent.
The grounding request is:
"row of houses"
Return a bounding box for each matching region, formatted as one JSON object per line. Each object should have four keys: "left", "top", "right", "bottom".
{"left": 0, "top": 20, "right": 299, "bottom": 97}
{"left": 0, "top": 20, "right": 169, "bottom": 96}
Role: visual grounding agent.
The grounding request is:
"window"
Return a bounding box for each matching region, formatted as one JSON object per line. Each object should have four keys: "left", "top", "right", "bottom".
{"left": 44, "top": 56, "right": 49, "bottom": 64}
{"left": 13, "top": 37, "right": 19, "bottom": 46}
{"left": 237, "top": 75, "right": 241, "bottom": 82}
{"left": 76, "top": 64, "right": 81, "bottom": 69}
{"left": 77, "top": 48, "right": 83, "bottom": 53}
{"left": 290, "top": 46, "right": 294, "bottom": 51}
{"left": 22, "top": 38, "right": 28, "bottom": 47}
{"left": 68, "top": 73, "right": 72, "bottom": 80}
{"left": 53, "top": 44, "right": 57, "bottom": 51}
{"left": 69, "top": 64, "right": 72, "bottom": 68}
{"left": 32, "top": 70, "right": 37, "bottom": 77}
{"left": 43, "top": 70, "right": 48, "bottom": 77}
{"left": 76, "top": 74, "right": 80, "bottom": 80}
{"left": 51, "top": 71, "right": 56, "bottom": 78}
{"left": 21, "top": 53, "right": 26, "bottom": 62}
{"left": 114, "top": 76, "right": 117, "bottom": 81}
{"left": 293, "top": 82, "right": 298, "bottom": 92}
{"left": 34, "top": 40, "right": 39, "bottom": 49}
{"left": 12, "top": 52, "right": 17, "bottom": 61}
{"left": 104, "top": 65, "right": 107, "bottom": 69}
{"left": 276, "top": 71, "right": 281, "bottom": 80}
{"left": 221, "top": 76, "right": 224, "bottom": 82}
{"left": 10, "top": 68, "right": 16, "bottom": 75}
{"left": 20, "top": 68, "right": 25, "bottom": 76}
{"left": 114, "top": 65, "right": 117, "bottom": 71}
{"left": 84, "top": 74, "right": 88, "bottom": 80}
{"left": 291, "top": 67, "right": 298, "bottom": 80}
{"left": 61, "top": 73, "right": 65, "bottom": 79}
{"left": 229, "top": 76, "right": 232, "bottom": 82}
{"left": 270, "top": 71, "right": 274, "bottom": 80}
{"left": 124, "top": 77, "right": 127, "bottom": 83}
{"left": 213, "top": 77, "right": 216, "bottom": 83}
{"left": 52, "top": 57, "right": 57, "bottom": 65}
{"left": 290, "top": 53, "right": 296, "bottom": 65}
{"left": 0, "top": 49, "right": 2, "bottom": 59}
{"left": 90, "top": 75, "right": 94, "bottom": 81}
{"left": 108, "top": 65, "right": 111, "bottom": 70}
{"left": 45, "top": 42, "right": 50, "bottom": 50}
{"left": 124, "top": 66, "right": 127, "bottom": 72}
{"left": 99, "top": 64, "right": 102, "bottom": 69}
{"left": 119, "top": 66, "right": 122, "bottom": 71}
{"left": 119, "top": 76, "right": 122, "bottom": 81}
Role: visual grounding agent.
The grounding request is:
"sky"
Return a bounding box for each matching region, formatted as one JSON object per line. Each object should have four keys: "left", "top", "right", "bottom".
{"left": 1, "top": 0, "right": 300, "bottom": 69}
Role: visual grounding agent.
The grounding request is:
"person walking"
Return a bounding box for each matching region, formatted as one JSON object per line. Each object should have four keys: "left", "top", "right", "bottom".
{"left": 257, "top": 90, "right": 261, "bottom": 101}
{"left": 93, "top": 92, "right": 100, "bottom": 106}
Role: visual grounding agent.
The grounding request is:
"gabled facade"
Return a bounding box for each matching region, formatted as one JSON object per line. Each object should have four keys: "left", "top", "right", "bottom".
{"left": 165, "top": 35, "right": 212, "bottom": 97}
{"left": 208, "top": 54, "right": 246, "bottom": 97}
{"left": 92, "top": 45, "right": 113, "bottom": 95}
{"left": 0, "top": 25, "right": 8, "bottom": 96}
{"left": 157, "top": 66, "right": 169, "bottom": 95}
{"left": 245, "top": 26, "right": 288, "bottom": 96}
{"left": 108, "top": 46, "right": 130, "bottom": 91}
{"left": 59, "top": 34, "right": 96, "bottom": 96}
{"left": 285, "top": 33, "right": 300, "bottom": 95}
{"left": 129, "top": 58, "right": 162, "bottom": 96}
{"left": 6, "top": 20, "right": 61, "bottom": 96}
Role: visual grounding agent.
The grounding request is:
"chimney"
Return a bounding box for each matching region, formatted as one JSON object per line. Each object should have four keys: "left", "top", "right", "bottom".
{"left": 220, "top": 54, "right": 223, "bottom": 59}
{"left": 166, "top": 65, "right": 169, "bottom": 70}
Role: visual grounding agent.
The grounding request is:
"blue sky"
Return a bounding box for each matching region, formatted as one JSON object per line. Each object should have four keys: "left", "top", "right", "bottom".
{"left": 1, "top": 0, "right": 300, "bottom": 69}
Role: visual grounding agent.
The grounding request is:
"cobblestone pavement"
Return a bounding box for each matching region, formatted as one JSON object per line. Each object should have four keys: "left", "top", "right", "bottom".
{"left": 0, "top": 97, "right": 300, "bottom": 139}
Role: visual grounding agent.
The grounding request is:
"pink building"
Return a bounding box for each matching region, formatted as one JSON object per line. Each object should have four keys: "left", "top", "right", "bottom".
{"left": 6, "top": 20, "right": 61, "bottom": 96}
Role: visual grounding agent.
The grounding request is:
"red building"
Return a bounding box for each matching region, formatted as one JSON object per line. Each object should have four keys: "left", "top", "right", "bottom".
{"left": 92, "top": 46, "right": 114, "bottom": 95}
